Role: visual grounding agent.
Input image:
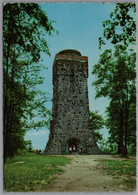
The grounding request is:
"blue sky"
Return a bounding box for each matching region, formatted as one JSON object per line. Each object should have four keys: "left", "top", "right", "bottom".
{"left": 24, "top": 2, "right": 116, "bottom": 150}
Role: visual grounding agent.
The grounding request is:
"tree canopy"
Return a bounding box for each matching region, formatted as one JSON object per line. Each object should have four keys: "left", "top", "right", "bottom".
{"left": 92, "top": 44, "right": 136, "bottom": 156}
{"left": 93, "top": 3, "right": 136, "bottom": 157}
{"left": 89, "top": 111, "right": 104, "bottom": 143}
{"left": 99, "top": 3, "right": 136, "bottom": 48}
{"left": 3, "top": 3, "right": 55, "bottom": 160}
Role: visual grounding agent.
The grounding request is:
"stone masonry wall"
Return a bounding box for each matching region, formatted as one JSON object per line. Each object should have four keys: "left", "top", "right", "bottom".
{"left": 45, "top": 49, "right": 100, "bottom": 154}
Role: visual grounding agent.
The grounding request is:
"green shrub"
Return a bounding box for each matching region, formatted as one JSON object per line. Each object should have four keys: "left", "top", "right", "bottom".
{"left": 16, "top": 149, "right": 28, "bottom": 156}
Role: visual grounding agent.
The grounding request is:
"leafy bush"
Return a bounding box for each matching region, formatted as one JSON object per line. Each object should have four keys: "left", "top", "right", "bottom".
{"left": 16, "top": 149, "right": 28, "bottom": 156}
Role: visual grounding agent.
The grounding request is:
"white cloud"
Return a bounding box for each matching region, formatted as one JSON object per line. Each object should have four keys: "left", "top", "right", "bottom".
{"left": 26, "top": 130, "right": 47, "bottom": 136}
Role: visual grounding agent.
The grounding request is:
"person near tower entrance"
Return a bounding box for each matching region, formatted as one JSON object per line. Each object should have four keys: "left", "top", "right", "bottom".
{"left": 79, "top": 146, "right": 83, "bottom": 154}
{"left": 73, "top": 145, "right": 76, "bottom": 152}
{"left": 69, "top": 147, "right": 72, "bottom": 154}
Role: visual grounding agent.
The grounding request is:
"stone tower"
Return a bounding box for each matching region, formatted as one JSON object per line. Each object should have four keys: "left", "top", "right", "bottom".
{"left": 45, "top": 49, "right": 100, "bottom": 154}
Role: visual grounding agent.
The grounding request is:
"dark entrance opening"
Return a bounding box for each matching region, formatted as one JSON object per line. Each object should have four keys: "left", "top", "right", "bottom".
{"left": 68, "top": 138, "right": 80, "bottom": 152}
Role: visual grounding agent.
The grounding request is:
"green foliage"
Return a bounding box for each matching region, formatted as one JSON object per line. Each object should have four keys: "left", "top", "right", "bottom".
{"left": 3, "top": 3, "right": 56, "bottom": 161}
{"left": 99, "top": 3, "right": 136, "bottom": 48}
{"left": 96, "top": 2, "right": 136, "bottom": 157}
{"left": 4, "top": 153, "right": 70, "bottom": 192}
{"left": 25, "top": 140, "right": 33, "bottom": 152}
{"left": 89, "top": 111, "right": 104, "bottom": 142}
{"left": 3, "top": 3, "right": 55, "bottom": 59}
{"left": 92, "top": 45, "right": 136, "bottom": 156}
{"left": 98, "top": 139, "right": 118, "bottom": 154}
{"left": 16, "top": 149, "right": 28, "bottom": 156}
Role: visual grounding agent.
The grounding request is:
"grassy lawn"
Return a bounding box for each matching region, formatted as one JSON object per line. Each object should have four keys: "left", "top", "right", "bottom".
{"left": 99, "top": 156, "right": 136, "bottom": 190}
{"left": 4, "top": 153, "right": 70, "bottom": 192}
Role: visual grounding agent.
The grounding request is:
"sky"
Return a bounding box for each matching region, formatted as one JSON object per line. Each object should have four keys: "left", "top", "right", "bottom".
{"left": 24, "top": 2, "right": 117, "bottom": 150}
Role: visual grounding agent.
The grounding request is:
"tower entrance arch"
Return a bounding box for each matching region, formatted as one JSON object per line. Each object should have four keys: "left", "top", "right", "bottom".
{"left": 68, "top": 138, "right": 80, "bottom": 152}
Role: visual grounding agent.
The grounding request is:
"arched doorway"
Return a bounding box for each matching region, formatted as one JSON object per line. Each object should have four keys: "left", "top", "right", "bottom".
{"left": 68, "top": 138, "right": 80, "bottom": 152}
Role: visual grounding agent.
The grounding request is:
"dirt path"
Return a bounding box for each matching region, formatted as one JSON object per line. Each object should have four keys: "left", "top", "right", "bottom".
{"left": 44, "top": 155, "right": 130, "bottom": 192}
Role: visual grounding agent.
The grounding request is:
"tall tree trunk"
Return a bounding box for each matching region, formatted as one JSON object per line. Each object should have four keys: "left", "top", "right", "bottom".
{"left": 8, "top": 103, "right": 15, "bottom": 158}
{"left": 3, "top": 95, "right": 8, "bottom": 162}
{"left": 5, "top": 100, "right": 12, "bottom": 159}
{"left": 124, "top": 106, "right": 128, "bottom": 157}
{"left": 124, "top": 88, "right": 129, "bottom": 157}
{"left": 3, "top": 44, "right": 10, "bottom": 162}
{"left": 118, "top": 109, "right": 124, "bottom": 156}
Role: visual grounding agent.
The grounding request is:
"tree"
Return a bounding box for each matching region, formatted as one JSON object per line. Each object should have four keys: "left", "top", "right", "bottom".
{"left": 92, "top": 45, "right": 136, "bottom": 157}
{"left": 99, "top": 3, "right": 136, "bottom": 48}
{"left": 126, "top": 101, "right": 136, "bottom": 154}
{"left": 3, "top": 3, "right": 55, "bottom": 161}
{"left": 97, "top": 139, "right": 117, "bottom": 154}
{"left": 89, "top": 111, "right": 104, "bottom": 143}
{"left": 25, "top": 140, "right": 33, "bottom": 152}
{"left": 96, "top": 3, "right": 136, "bottom": 157}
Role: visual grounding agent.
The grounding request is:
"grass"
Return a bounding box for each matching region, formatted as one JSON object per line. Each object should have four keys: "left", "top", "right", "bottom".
{"left": 99, "top": 157, "right": 136, "bottom": 190}
{"left": 4, "top": 153, "right": 70, "bottom": 192}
